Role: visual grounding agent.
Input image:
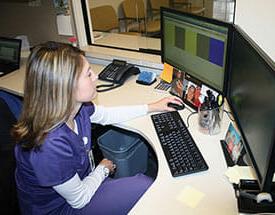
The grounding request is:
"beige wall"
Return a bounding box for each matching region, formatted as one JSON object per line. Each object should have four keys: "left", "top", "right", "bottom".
{"left": 235, "top": 0, "right": 275, "bottom": 61}
{"left": 0, "top": 0, "right": 74, "bottom": 47}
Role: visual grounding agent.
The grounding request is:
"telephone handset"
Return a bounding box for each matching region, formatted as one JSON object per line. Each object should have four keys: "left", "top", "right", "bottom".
{"left": 98, "top": 59, "right": 140, "bottom": 84}
{"left": 96, "top": 59, "right": 140, "bottom": 92}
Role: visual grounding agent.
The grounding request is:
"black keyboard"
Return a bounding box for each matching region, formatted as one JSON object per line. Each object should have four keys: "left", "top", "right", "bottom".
{"left": 151, "top": 111, "right": 208, "bottom": 177}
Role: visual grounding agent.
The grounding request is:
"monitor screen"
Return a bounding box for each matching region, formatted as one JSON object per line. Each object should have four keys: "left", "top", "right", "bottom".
{"left": 161, "top": 8, "right": 232, "bottom": 92}
{"left": 228, "top": 26, "right": 275, "bottom": 192}
{"left": 0, "top": 37, "right": 21, "bottom": 64}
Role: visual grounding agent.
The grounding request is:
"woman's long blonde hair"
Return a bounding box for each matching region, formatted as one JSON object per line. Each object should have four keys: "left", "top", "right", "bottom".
{"left": 12, "top": 42, "right": 85, "bottom": 149}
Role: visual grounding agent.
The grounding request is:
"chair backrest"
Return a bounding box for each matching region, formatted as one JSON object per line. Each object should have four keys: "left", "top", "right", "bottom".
{"left": 0, "top": 91, "right": 22, "bottom": 119}
{"left": 122, "top": 0, "right": 146, "bottom": 19}
{"left": 90, "top": 5, "right": 119, "bottom": 32}
{"left": 0, "top": 97, "right": 20, "bottom": 214}
{"left": 172, "top": 0, "right": 205, "bottom": 15}
{"left": 150, "top": 0, "right": 169, "bottom": 10}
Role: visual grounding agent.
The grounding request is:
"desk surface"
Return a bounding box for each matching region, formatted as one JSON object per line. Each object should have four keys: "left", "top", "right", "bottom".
{"left": 0, "top": 60, "right": 238, "bottom": 215}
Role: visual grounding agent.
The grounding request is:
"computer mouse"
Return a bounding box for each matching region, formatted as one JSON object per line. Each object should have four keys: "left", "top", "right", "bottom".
{"left": 167, "top": 102, "right": 185, "bottom": 110}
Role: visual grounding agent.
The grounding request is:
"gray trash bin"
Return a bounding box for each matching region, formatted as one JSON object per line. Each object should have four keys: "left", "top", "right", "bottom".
{"left": 98, "top": 129, "right": 148, "bottom": 178}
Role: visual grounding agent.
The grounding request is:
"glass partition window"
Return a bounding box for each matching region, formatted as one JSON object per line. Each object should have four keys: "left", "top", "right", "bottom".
{"left": 86, "top": 0, "right": 235, "bottom": 52}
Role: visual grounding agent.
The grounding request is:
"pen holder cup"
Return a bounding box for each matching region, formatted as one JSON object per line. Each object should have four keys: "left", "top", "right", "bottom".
{"left": 198, "top": 105, "right": 223, "bottom": 135}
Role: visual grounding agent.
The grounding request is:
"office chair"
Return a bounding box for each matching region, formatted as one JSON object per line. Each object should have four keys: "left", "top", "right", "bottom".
{"left": 90, "top": 5, "right": 120, "bottom": 32}
{"left": 149, "top": 0, "right": 169, "bottom": 19}
{"left": 90, "top": 5, "right": 141, "bottom": 36}
{"left": 171, "top": 0, "right": 191, "bottom": 8}
{"left": 0, "top": 96, "right": 21, "bottom": 214}
{"left": 172, "top": 0, "right": 205, "bottom": 16}
{"left": 122, "top": 0, "right": 160, "bottom": 36}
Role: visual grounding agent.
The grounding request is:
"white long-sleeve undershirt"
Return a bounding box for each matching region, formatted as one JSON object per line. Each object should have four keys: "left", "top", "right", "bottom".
{"left": 90, "top": 104, "right": 148, "bottom": 125}
{"left": 53, "top": 165, "right": 106, "bottom": 209}
{"left": 53, "top": 104, "right": 148, "bottom": 209}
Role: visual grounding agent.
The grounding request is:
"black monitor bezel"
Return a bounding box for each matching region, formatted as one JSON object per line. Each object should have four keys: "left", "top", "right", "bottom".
{"left": 227, "top": 25, "right": 275, "bottom": 192}
{"left": 160, "top": 7, "right": 233, "bottom": 95}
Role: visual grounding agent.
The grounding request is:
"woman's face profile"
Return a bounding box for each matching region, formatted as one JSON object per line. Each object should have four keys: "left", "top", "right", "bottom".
{"left": 74, "top": 57, "right": 98, "bottom": 103}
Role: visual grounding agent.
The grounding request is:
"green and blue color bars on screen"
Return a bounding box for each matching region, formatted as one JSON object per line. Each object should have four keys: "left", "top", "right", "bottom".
{"left": 175, "top": 26, "right": 225, "bottom": 67}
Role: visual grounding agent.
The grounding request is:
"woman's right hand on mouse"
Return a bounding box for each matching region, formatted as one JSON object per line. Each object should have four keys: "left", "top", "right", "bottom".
{"left": 148, "top": 96, "right": 183, "bottom": 112}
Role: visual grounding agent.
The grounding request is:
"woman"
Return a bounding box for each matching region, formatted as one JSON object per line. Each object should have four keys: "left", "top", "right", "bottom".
{"left": 12, "top": 42, "right": 182, "bottom": 215}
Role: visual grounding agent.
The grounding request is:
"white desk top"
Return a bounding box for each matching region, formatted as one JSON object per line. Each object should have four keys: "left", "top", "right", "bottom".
{"left": 0, "top": 61, "right": 238, "bottom": 215}
{"left": 95, "top": 75, "right": 238, "bottom": 215}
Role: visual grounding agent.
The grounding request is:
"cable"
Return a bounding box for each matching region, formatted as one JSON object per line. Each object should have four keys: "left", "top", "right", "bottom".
{"left": 186, "top": 111, "right": 197, "bottom": 128}
{"left": 96, "top": 83, "right": 122, "bottom": 92}
{"left": 184, "top": 105, "right": 195, "bottom": 113}
{"left": 223, "top": 109, "right": 235, "bottom": 122}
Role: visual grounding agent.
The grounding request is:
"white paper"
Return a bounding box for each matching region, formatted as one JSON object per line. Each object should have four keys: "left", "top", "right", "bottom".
{"left": 56, "top": 15, "right": 73, "bottom": 36}
{"left": 224, "top": 165, "right": 257, "bottom": 184}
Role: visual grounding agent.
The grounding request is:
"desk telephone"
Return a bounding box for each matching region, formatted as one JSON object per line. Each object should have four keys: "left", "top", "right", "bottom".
{"left": 96, "top": 59, "right": 140, "bottom": 92}
{"left": 98, "top": 59, "right": 140, "bottom": 84}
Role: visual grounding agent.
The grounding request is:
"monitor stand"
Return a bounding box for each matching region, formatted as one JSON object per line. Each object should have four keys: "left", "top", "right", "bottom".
{"left": 236, "top": 180, "right": 275, "bottom": 213}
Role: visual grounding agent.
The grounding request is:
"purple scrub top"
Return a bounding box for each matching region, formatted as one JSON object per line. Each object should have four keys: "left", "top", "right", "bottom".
{"left": 15, "top": 102, "right": 95, "bottom": 215}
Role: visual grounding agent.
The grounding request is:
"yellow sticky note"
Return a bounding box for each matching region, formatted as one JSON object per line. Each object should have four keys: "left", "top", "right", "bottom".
{"left": 176, "top": 186, "right": 205, "bottom": 208}
{"left": 160, "top": 63, "right": 173, "bottom": 83}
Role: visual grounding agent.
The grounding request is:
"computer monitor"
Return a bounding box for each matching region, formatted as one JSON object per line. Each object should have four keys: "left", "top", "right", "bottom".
{"left": 0, "top": 37, "right": 21, "bottom": 64}
{"left": 228, "top": 26, "right": 275, "bottom": 192}
{"left": 0, "top": 37, "right": 21, "bottom": 77}
{"left": 161, "top": 8, "right": 232, "bottom": 93}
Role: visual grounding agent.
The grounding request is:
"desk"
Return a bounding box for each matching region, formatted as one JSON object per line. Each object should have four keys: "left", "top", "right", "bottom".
{"left": 0, "top": 60, "right": 238, "bottom": 215}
